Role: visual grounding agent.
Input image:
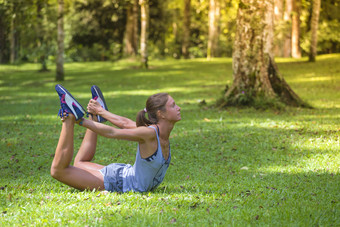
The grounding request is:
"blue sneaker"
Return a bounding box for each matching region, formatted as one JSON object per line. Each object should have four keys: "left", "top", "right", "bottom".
{"left": 55, "top": 84, "right": 86, "bottom": 121}
{"left": 91, "top": 85, "right": 108, "bottom": 122}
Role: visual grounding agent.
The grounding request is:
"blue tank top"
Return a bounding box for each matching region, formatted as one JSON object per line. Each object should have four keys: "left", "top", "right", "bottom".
{"left": 121, "top": 126, "right": 171, "bottom": 192}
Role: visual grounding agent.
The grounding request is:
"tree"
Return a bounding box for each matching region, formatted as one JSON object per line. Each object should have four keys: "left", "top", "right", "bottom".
{"left": 140, "top": 0, "right": 149, "bottom": 68}
{"left": 182, "top": 0, "right": 191, "bottom": 59}
{"left": 220, "top": 0, "right": 307, "bottom": 108}
{"left": 283, "top": 0, "right": 292, "bottom": 57}
{"left": 36, "top": 0, "right": 49, "bottom": 72}
{"left": 291, "top": 0, "right": 301, "bottom": 58}
{"left": 309, "top": 0, "right": 321, "bottom": 62}
{"left": 0, "top": 8, "right": 6, "bottom": 63}
{"left": 56, "top": 0, "right": 64, "bottom": 81}
{"left": 9, "top": 3, "right": 16, "bottom": 64}
{"left": 124, "top": 0, "right": 138, "bottom": 56}
{"left": 207, "top": 0, "right": 220, "bottom": 59}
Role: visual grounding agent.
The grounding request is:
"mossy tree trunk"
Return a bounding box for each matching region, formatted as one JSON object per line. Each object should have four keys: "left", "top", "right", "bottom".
{"left": 221, "top": 0, "right": 307, "bottom": 108}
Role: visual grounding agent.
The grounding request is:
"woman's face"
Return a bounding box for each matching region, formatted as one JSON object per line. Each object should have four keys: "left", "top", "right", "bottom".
{"left": 163, "top": 96, "right": 181, "bottom": 123}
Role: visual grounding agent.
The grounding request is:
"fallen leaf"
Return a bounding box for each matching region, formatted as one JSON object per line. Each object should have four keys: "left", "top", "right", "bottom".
{"left": 240, "top": 166, "right": 249, "bottom": 170}
{"left": 170, "top": 218, "right": 177, "bottom": 224}
{"left": 204, "top": 118, "right": 211, "bottom": 122}
{"left": 7, "top": 194, "right": 12, "bottom": 201}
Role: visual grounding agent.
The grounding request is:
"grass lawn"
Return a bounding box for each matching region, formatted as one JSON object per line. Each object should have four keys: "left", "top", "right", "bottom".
{"left": 0, "top": 54, "right": 339, "bottom": 226}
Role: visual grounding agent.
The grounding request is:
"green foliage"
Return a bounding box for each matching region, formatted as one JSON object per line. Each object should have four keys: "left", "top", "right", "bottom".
{"left": 1, "top": 0, "right": 340, "bottom": 63}
{"left": 0, "top": 55, "right": 340, "bottom": 225}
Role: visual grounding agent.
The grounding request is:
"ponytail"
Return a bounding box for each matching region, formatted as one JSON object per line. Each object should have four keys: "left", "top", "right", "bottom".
{"left": 136, "top": 109, "right": 155, "bottom": 127}
{"left": 136, "top": 93, "right": 169, "bottom": 127}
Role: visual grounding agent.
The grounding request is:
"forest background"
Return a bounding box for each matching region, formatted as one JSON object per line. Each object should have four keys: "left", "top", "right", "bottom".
{"left": 1, "top": 0, "right": 339, "bottom": 69}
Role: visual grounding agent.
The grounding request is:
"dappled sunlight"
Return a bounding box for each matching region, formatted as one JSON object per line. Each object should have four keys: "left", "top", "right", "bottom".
{"left": 310, "top": 101, "right": 340, "bottom": 109}
{"left": 0, "top": 86, "right": 21, "bottom": 92}
{"left": 0, "top": 114, "right": 56, "bottom": 122}
{"left": 258, "top": 146, "right": 340, "bottom": 174}
{"left": 290, "top": 75, "right": 337, "bottom": 83}
{"left": 274, "top": 57, "right": 309, "bottom": 63}
{"left": 104, "top": 86, "right": 209, "bottom": 97}
{"left": 132, "top": 69, "right": 185, "bottom": 77}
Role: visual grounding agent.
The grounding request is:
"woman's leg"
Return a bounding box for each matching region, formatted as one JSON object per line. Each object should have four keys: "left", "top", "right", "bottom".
{"left": 51, "top": 114, "right": 104, "bottom": 191}
{"left": 74, "top": 114, "right": 105, "bottom": 171}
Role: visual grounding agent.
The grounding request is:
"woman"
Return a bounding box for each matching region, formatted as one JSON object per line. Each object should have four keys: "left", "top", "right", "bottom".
{"left": 51, "top": 84, "right": 181, "bottom": 192}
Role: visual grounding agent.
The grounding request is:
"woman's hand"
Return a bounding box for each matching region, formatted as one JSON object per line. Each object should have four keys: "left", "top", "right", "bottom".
{"left": 87, "top": 99, "right": 103, "bottom": 115}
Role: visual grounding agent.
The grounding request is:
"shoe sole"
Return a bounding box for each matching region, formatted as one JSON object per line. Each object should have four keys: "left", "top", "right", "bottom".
{"left": 91, "top": 85, "right": 108, "bottom": 122}
{"left": 56, "top": 84, "right": 86, "bottom": 120}
{"left": 92, "top": 85, "right": 108, "bottom": 111}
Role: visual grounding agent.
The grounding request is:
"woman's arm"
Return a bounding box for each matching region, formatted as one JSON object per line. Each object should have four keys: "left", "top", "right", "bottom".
{"left": 87, "top": 99, "right": 136, "bottom": 129}
{"left": 80, "top": 119, "right": 154, "bottom": 142}
{"left": 100, "top": 110, "right": 136, "bottom": 129}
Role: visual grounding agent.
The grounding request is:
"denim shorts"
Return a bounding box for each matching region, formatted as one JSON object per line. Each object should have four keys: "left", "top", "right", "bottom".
{"left": 99, "top": 163, "right": 125, "bottom": 192}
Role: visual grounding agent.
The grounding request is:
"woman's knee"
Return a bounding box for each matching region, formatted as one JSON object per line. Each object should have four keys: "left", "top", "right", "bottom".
{"left": 73, "top": 159, "right": 83, "bottom": 168}
{"left": 50, "top": 165, "right": 63, "bottom": 180}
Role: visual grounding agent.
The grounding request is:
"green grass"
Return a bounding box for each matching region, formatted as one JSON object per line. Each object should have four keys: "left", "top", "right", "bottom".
{"left": 0, "top": 54, "right": 339, "bottom": 226}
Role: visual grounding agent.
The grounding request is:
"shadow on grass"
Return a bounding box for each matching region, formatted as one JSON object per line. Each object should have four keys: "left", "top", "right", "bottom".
{"left": 1, "top": 58, "right": 339, "bottom": 198}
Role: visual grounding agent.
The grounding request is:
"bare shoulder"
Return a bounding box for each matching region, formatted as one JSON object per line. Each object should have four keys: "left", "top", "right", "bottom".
{"left": 136, "top": 126, "right": 157, "bottom": 139}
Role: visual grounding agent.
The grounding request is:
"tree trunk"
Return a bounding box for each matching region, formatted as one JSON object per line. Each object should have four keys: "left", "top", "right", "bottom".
{"left": 124, "top": 0, "right": 138, "bottom": 56}
{"left": 207, "top": 0, "right": 220, "bottom": 59}
{"left": 56, "top": 0, "right": 64, "bottom": 81}
{"left": 132, "top": 0, "right": 138, "bottom": 55}
{"left": 182, "top": 0, "right": 191, "bottom": 59}
{"left": 10, "top": 13, "right": 16, "bottom": 64}
{"left": 221, "top": 0, "right": 306, "bottom": 108}
{"left": 273, "top": 0, "right": 284, "bottom": 57}
{"left": 0, "top": 10, "right": 6, "bottom": 63}
{"left": 172, "top": 9, "right": 181, "bottom": 59}
{"left": 309, "top": 0, "right": 321, "bottom": 62}
{"left": 291, "top": 0, "right": 301, "bottom": 58}
{"left": 139, "top": 0, "right": 149, "bottom": 68}
{"left": 37, "top": 0, "right": 49, "bottom": 72}
{"left": 283, "top": 0, "right": 292, "bottom": 57}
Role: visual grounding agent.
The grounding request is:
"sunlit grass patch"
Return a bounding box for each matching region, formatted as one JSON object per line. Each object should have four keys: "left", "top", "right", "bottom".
{"left": 0, "top": 54, "right": 339, "bottom": 226}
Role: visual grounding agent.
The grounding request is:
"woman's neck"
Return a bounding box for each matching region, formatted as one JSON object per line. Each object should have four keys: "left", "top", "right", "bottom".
{"left": 157, "top": 121, "right": 174, "bottom": 140}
